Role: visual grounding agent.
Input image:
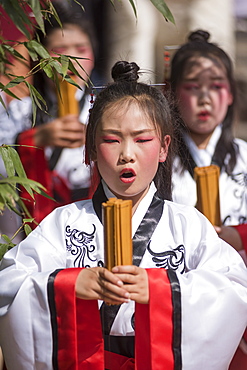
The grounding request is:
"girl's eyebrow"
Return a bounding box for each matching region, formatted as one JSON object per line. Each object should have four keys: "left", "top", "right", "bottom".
{"left": 100, "top": 128, "right": 156, "bottom": 135}
{"left": 183, "top": 75, "right": 226, "bottom": 83}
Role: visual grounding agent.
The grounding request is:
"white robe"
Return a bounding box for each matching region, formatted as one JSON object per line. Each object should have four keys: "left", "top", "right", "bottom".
{"left": 0, "top": 183, "right": 247, "bottom": 369}
{"left": 172, "top": 127, "right": 247, "bottom": 226}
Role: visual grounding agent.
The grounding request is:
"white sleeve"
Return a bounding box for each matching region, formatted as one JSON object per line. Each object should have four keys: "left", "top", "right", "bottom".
{"left": 0, "top": 209, "right": 68, "bottom": 369}
{"left": 175, "top": 210, "right": 247, "bottom": 369}
{"left": 0, "top": 97, "right": 32, "bottom": 145}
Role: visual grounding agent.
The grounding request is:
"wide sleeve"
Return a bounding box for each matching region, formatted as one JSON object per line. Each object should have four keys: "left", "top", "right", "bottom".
{"left": 171, "top": 210, "right": 247, "bottom": 370}
{"left": 0, "top": 209, "right": 70, "bottom": 369}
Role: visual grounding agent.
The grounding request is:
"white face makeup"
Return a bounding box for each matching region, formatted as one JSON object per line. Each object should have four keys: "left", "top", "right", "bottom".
{"left": 176, "top": 56, "right": 233, "bottom": 148}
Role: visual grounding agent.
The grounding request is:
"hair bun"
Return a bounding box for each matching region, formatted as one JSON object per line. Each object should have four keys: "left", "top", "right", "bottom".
{"left": 111, "top": 61, "right": 140, "bottom": 82}
{"left": 188, "top": 30, "right": 210, "bottom": 43}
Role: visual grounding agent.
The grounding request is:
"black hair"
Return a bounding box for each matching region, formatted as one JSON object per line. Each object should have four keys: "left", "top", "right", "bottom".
{"left": 32, "top": 1, "right": 97, "bottom": 125}
{"left": 86, "top": 60, "right": 176, "bottom": 200}
{"left": 170, "top": 29, "right": 238, "bottom": 175}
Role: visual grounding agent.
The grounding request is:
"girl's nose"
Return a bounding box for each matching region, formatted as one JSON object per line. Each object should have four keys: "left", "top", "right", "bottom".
{"left": 198, "top": 88, "right": 210, "bottom": 104}
{"left": 119, "top": 143, "right": 135, "bottom": 163}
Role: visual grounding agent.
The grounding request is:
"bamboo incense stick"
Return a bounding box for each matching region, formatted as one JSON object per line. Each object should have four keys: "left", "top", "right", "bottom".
{"left": 194, "top": 164, "right": 221, "bottom": 226}
{"left": 57, "top": 78, "right": 79, "bottom": 116}
{"left": 102, "top": 198, "right": 132, "bottom": 270}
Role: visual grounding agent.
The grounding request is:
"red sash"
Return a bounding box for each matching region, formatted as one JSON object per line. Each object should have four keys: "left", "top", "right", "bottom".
{"left": 52, "top": 268, "right": 178, "bottom": 370}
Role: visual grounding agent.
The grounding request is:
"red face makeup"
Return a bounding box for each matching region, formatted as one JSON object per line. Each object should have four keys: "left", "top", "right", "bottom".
{"left": 94, "top": 102, "right": 170, "bottom": 210}
{"left": 176, "top": 56, "right": 233, "bottom": 148}
{"left": 47, "top": 24, "right": 94, "bottom": 84}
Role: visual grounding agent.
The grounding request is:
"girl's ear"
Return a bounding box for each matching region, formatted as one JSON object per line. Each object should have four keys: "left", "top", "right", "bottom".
{"left": 159, "top": 135, "right": 171, "bottom": 163}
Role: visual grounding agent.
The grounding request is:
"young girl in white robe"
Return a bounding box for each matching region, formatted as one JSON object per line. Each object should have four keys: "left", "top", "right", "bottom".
{"left": 170, "top": 30, "right": 247, "bottom": 251}
{"left": 170, "top": 29, "right": 247, "bottom": 369}
{"left": 0, "top": 60, "right": 246, "bottom": 370}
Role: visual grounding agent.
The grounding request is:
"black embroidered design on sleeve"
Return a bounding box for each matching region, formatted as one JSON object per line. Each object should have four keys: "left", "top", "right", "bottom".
{"left": 65, "top": 224, "right": 103, "bottom": 267}
{"left": 230, "top": 172, "right": 247, "bottom": 187}
{"left": 147, "top": 243, "right": 186, "bottom": 273}
{"left": 222, "top": 172, "right": 247, "bottom": 221}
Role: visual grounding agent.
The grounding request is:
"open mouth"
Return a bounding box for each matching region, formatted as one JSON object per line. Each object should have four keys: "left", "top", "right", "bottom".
{"left": 121, "top": 172, "right": 134, "bottom": 178}
{"left": 120, "top": 169, "right": 136, "bottom": 183}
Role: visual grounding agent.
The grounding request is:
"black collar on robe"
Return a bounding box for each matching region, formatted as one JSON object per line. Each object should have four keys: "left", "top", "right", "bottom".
{"left": 92, "top": 181, "right": 164, "bottom": 335}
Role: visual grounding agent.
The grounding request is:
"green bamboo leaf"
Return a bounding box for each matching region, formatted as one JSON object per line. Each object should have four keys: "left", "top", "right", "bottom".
{"left": 7, "top": 148, "right": 34, "bottom": 196}
{"left": 0, "top": 243, "right": 12, "bottom": 260}
{"left": 42, "top": 63, "right": 54, "bottom": 78}
{"left": 150, "top": 0, "right": 175, "bottom": 24}
{"left": 67, "top": 58, "right": 87, "bottom": 81}
{"left": 6, "top": 201, "right": 23, "bottom": 217}
{"left": 0, "top": 146, "right": 15, "bottom": 177}
{"left": 0, "top": 183, "right": 19, "bottom": 206}
{"left": 23, "top": 41, "right": 39, "bottom": 61}
{"left": 49, "top": 58, "right": 63, "bottom": 74}
{"left": 0, "top": 45, "right": 5, "bottom": 58}
{"left": 23, "top": 218, "right": 35, "bottom": 223}
{"left": 0, "top": 95, "right": 7, "bottom": 110}
{"left": 2, "top": 44, "right": 28, "bottom": 61}
{"left": 0, "top": 177, "right": 29, "bottom": 185}
{"left": 7, "top": 147, "right": 27, "bottom": 179}
{"left": 30, "top": 91, "right": 37, "bottom": 125}
{"left": 0, "top": 176, "right": 54, "bottom": 202}
{"left": 27, "top": 40, "right": 50, "bottom": 59}
{"left": 1, "top": 234, "right": 13, "bottom": 243}
{"left": 60, "top": 55, "right": 69, "bottom": 78}
{"left": 34, "top": 187, "right": 55, "bottom": 201}
{"left": 24, "top": 223, "right": 33, "bottom": 236}
{"left": 27, "top": 83, "right": 46, "bottom": 110}
{"left": 3, "top": 76, "right": 26, "bottom": 89}
{"left": 68, "top": 0, "right": 85, "bottom": 11}
{"left": 45, "top": 1, "right": 63, "bottom": 28}
{"left": 1, "top": 0, "right": 33, "bottom": 39}
{"left": 1, "top": 87, "right": 21, "bottom": 101}
{"left": 64, "top": 73, "right": 81, "bottom": 88}
{"left": 0, "top": 175, "right": 54, "bottom": 201}
{"left": 17, "top": 198, "right": 34, "bottom": 219}
{"left": 29, "top": 0, "right": 45, "bottom": 34}
{"left": 26, "top": 82, "right": 47, "bottom": 124}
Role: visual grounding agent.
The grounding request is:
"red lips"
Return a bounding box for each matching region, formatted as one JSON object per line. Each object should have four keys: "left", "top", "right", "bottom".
{"left": 198, "top": 110, "right": 210, "bottom": 121}
{"left": 120, "top": 168, "right": 136, "bottom": 183}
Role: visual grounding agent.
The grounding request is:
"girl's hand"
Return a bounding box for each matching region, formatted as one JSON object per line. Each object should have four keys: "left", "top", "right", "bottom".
{"left": 34, "top": 114, "right": 86, "bottom": 148}
{"left": 75, "top": 267, "right": 130, "bottom": 305}
{"left": 112, "top": 265, "right": 149, "bottom": 304}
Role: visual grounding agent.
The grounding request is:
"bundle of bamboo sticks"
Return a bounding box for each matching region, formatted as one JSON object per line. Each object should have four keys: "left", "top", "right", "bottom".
{"left": 194, "top": 164, "right": 221, "bottom": 226}
{"left": 57, "top": 78, "right": 79, "bottom": 116}
{"left": 102, "top": 198, "right": 132, "bottom": 270}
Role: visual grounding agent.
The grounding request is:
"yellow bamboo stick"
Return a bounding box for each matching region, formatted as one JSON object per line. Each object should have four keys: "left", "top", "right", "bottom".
{"left": 194, "top": 164, "right": 221, "bottom": 226}
{"left": 57, "top": 78, "right": 79, "bottom": 116}
{"left": 102, "top": 198, "right": 132, "bottom": 270}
